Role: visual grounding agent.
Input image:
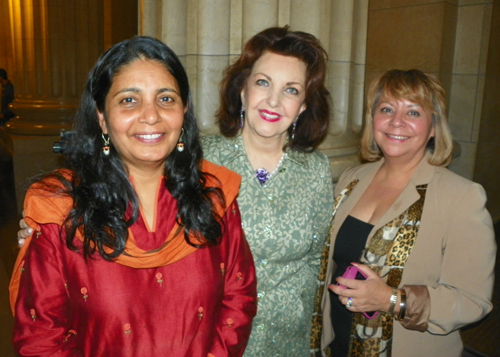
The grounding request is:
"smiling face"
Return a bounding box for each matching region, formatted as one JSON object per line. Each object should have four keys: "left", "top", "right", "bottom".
{"left": 97, "top": 59, "right": 186, "bottom": 172}
{"left": 240, "top": 52, "right": 307, "bottom": 145}
{"left": 373, "top": 96, "right": 435, "bottom": 164}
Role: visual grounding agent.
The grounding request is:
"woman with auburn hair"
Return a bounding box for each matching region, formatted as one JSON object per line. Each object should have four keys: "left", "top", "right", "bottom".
{"left": 203, "top": 26, "right": 334, "bottom": 356}
{"left": 11, "top": 36, "right": 257, "bottom": 357}
{"left": 319, "top": 69, "right": 495, "bottom": 356}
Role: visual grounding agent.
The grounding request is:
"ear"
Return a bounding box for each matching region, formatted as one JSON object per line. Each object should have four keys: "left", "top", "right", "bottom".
{"left": 299, "top": 103, "right": 307, "bottom": 116}
{"left": 430, "top": 125, "right": 436, "bottom": 138}
{"left": 97, "top": 109, "right": 108, "bottom": 134}
{"left": 240, "top": 88, "right": 246, "bottom": 107}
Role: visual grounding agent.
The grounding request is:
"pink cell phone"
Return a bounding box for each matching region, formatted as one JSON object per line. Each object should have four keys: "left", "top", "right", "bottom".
{"left": 337, "top": 265, "right": 379, "bottom": 320}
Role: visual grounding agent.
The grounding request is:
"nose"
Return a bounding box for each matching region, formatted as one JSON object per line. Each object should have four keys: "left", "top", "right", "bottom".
{"left": 140, "top": 103, "right": 161, "bottom": 124}
{"left": 389, "top": 111, "right": 405, "bottom": 127}
{"left": 266, "top": 88, "right": 281, "bottom": 108}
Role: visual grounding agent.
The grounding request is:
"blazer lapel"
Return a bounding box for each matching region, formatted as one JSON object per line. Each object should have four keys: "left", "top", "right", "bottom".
{"left": 369, "top": 154, "right": 436, "bottom": 238}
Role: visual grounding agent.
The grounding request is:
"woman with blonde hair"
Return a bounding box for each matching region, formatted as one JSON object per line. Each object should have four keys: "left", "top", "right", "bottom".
{"left": 320, "top": 69, "right": 495, "bottom": 356}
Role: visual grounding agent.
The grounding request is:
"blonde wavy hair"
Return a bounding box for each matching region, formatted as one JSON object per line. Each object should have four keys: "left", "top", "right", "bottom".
{"left": 360, "top": 69, "right": 453, "bottom": 167}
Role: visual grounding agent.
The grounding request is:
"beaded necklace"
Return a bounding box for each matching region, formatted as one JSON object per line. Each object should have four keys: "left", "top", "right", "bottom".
{"left": 255, "top": 152, "right": 287, "bottom": 186}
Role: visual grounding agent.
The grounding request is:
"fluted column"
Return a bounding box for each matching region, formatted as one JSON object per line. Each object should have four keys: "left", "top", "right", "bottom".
{"left": 1, "top": 0, "right": 104, "bottom": 212}
{"left": 139, "top": 0, "right": 369, "bottom": 181}
{"left": 5, "top": 0, "right": 103, "bottom": 135}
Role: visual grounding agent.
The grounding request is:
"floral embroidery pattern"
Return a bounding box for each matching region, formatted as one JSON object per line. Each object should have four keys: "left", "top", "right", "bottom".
{"left": 156, "top": 272, "right": 163, "bottom": 287}
{"left": 20, "top": 260, "right": 25, "bottom": 273}
{"left": 220, "top": 263, "right": 225, "bottom": 276}
{"left": 198, "top": 307, "right": 204, "bottom": 320}
{"left": 80, "top": 287, "right": 88, "bottom": 302}
{"left": 30, "top": 308, "right": 36, "bottom": 322}
{"left": 236, "top": 272, "right": 242, "bottom": 281}
{"left": 124, "top": 323, "right": 131, "bottom": 336}
{"left": 202, "top": 135, "right": 334, "bottom": 357}
{"left": 36, "top": 231, "right": 41, "bottom": 239}
{"left": 226, "top": 318, "right": 233, "bottom": 328}
{"left": 63, "top": 329, "right": 77, "bottom": 342}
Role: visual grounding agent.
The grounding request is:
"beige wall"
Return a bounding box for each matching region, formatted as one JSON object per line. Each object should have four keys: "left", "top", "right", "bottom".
{"left": 365, "top": 0, "right": 499, "bottom": 219}
{"left": 474, "top": 0, "right": 500, "bottom": 221}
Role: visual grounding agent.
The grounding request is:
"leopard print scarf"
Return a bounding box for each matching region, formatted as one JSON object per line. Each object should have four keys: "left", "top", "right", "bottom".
{"left": 348, "top": 184, "right": 427, "bottom": 357}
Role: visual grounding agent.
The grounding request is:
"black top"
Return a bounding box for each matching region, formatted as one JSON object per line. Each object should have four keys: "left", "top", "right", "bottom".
{"left": 329, "top": 215, "right": 373, "bottom": 356}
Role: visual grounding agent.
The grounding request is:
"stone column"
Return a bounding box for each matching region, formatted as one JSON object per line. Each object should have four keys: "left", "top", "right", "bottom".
{"left": 0, "top": 0, "right": 103, "bottom": 211}
{"left": 139, "top": 0, "right": 369, "bottom": 181}
{"left": 5, "top": 0, "right": 103, "bottom": 135}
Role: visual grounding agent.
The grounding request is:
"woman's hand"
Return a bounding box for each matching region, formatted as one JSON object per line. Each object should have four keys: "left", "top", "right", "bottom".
{"left": 328, "top": 263, "right": 393, "bottom": 314}
{"left": 17, "top": 211, "right": 33, "bottom": 248}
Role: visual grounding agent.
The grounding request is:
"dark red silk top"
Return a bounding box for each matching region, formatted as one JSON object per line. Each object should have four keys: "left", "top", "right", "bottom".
{"left": 13, "top": 180, "right": 257, "bottom": 357}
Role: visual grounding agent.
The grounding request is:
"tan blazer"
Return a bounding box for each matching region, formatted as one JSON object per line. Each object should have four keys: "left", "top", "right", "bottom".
{"left": 321, "top": 155, "right": 496, "bottom": 357}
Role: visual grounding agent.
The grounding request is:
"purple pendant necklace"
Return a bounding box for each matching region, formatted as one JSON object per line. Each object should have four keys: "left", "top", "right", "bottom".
{"left": 255, "top": 152, "right": 287, "bottom": 186}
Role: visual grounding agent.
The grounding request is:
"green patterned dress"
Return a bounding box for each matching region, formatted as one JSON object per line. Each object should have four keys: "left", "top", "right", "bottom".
{"left": 203, "top": 135, "right": 334, "bottom": 357}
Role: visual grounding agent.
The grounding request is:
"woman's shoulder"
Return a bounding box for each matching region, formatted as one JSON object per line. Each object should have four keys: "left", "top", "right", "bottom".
{"left": 428, "top": 165, "right": 487, "bottom": 203}
{"left": 289, "top": 148, "right": 331, "bottom": 172}
{"left": 433, "top": 165, "right": 477, "bottom": 188}
{"left": 25, "top": 169, "right": 74, "bottom": 227}
{"left": 201, "top": 134, "right": 236, "bottom": 151}
{"left": 201, "top": 134, "right": 239, "bottom": 164}
{"left": 337, "top": 161, "right": 377, "bottom": 184}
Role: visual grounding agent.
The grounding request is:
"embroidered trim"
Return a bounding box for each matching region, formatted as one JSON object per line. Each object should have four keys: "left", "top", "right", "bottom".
{"left": 310, "top": 179, "right": 359, "bottom": 356}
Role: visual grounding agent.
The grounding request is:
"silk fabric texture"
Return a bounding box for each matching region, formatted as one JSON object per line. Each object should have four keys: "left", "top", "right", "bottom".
{"left": 11, "top": 160, "right": 258, "bottom": 357}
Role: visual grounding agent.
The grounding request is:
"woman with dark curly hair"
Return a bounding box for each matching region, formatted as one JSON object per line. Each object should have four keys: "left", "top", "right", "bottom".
{"left": 203, "top": 26, "right": 334, "bottom": 357}
{"left": 10, "top": 36, "right": 257, "bottom": 357}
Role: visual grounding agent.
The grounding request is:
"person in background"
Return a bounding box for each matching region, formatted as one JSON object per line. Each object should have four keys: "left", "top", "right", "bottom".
{"left": 320, "top": 69, "right": 495, "bottom": 356}
{"left": 10, "top": 36, "right": 257, "bottom": 357}
{"left": 203, "top": 26, "right": 334, "bottom": 357}
{"left": 0, "top": 68, "right": 15, "bottom": 125}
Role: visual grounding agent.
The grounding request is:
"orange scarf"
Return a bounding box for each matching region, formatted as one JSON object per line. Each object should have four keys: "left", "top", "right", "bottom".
{"left": 9, "top": 160, "right": 241, "bottom": 314}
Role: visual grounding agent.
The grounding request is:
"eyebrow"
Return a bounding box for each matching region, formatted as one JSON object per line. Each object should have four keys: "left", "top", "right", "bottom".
{"left": 254, "top": 72, "right": 305, "bottom": 88}
{"left": 379, "top": 100, "right": 422, "bottom": 108}
{"left": 112, "top": 87, "right": 180, "bottom": 97}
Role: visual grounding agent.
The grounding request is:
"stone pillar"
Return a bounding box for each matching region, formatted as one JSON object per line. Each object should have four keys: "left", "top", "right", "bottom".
{"left": 0, "top": 0, "right": 104, "bottom": 211}
{"left": 139, "top": 0, "right": 369, "bottom": 182}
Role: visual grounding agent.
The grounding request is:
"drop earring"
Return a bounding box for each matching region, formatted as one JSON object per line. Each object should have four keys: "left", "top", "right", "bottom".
{"left": 102, "top": 133, "right": 110, "bottom": 156}
{"left": 176, "top": 128, "right": 185, "bottom": 152}
{"left": 291, "top": 121, "right": 297, "bottom": 140}
{"left": 240, "top": 106, "right": 245, "bottom": 129}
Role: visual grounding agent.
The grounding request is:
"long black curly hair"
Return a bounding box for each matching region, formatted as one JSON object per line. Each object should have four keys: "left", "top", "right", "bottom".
{"left": 40, "top": 36, "right": 224, "bottom": 260}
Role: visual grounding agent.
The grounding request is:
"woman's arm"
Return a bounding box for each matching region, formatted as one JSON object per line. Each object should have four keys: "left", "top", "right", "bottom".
{"left": 402, "top": 182, "right": 496, "bottom": 333}
{"left": 307, "top": 155, "right": 334, "bottom": 271}
{"left": 209, "top": 201, "right": 258, "bottom": 357}
{"left": 13, "top": 224, "right": 79, "bottom": 357}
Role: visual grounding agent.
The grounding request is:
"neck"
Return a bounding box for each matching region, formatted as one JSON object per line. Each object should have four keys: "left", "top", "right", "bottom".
{"left": 241, "top": 129, "right": 286, "bottom": 170}
{"left": 127, "top": 163, "right": 164, "bottom": 187}
{"left": 379, "top": 153, "right": 425, "bottom": 184}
